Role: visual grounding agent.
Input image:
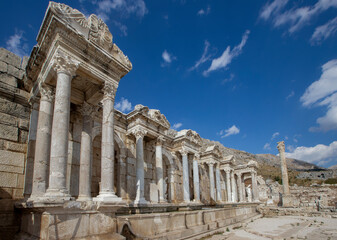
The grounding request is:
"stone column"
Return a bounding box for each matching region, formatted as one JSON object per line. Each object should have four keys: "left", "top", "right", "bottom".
{"left": 30, "top": 84, "right": 54, "bottom": 199}
{"left": 251, "top": 171, "right": 258, "bottom": 201}
{"left": 236, "top": 172, "right": 243, "bottom": 202}
{"left": 24, "top": 97, "right": 39, "bottom": 198}
{"left": 192, "top": 154, "right": 200, "bottom": 202}
{"left": 119, "top": 151, "right": 127, "bottom": 199}
{"left": 225, "top": 170, "right": 231, "bottom": 202}
{"left": 94, "top": 81, "right": 123, "bottom": 202}
{"left": 155, "top": 136, "right": 165, "bottom": 202}
{"left": 77, "top": 102, "right": 95, "bottom": 201}
{"left": 231, "top": 170, "right": 237, "bottom": 202}
{"left": 277, "top": 141, "right": 290, "bottom": 195}
{"left": 208, "top": 163, "right": 215, "bottom": 201}
{"left": 215, "top": 165, "right": 222, "bottom": 202}
{"left": 44, "top": 53, "right": 78, "bottom": 200}
{"left": 133, "top": 128, "right": 148, "bottom": 204}
{"left": 180, "top": 149, "right": 190, "bottom": 202}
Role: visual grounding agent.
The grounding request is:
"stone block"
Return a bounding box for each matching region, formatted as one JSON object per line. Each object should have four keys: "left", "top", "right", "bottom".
{"left": 0, "top": 172, "right": 17, "bottom": 188}
{"left": 18, "top": 119, "right": 29, "bottom": 130}
{"left": 0, "top": 149, "right": 25, "bottom": 167}
{"left": 19, "top": 129, "right": 29, "bottom": 143}
{"left": 0, "top": 112, "right": 18, "bottom": 126}
{"left": 21, "top": 56, "right": 29, "bottom": 70}
{"left": 0, "top": 98, "right": 30, "bottom": 119}
{"left": 5, "top": 141, "right": 26, "bottom": 153}
{"left": 13, "top": 188, "right": 23, "bottom": 199}
{"left": 0, "top": 187, "right": 13, "bottom": 199}
{"left": 17, "top": 174, "right": 24, "bottom": 188}
{"left": 0, "top": 73, "right": 17, "bottom": 87}
{"left": 0, "top": 48, "right": 21, "bottom": 68}
{"left": 89, "top": 213, "right": 116, "bottom": 235}
{"left": 0, "top": 124, "right": 18, "bottom": 141}
{"left": 7, "top": 65, "right": 24, "bottom": 79}
{"left": 0, "top": 164, "right": 23, "bottom": 174}
{"left": 0, "top": 61, "right": 7, "bottom": 72}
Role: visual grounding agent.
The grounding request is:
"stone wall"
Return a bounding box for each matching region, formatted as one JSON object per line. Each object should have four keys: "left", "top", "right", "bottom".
{"left": 0, "top": 48, "right": 30, "bottom": 239}
{"left": 296, "top": 170, "right": 337, "bottom": 180}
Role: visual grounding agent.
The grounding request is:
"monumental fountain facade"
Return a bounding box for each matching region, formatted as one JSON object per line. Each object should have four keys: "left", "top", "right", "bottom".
{"left": 0, "top": 2, "right": 261, "bottom": 239}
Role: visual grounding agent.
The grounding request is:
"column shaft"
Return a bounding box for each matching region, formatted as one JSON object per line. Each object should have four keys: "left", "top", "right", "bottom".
{"left": 231, "top": 171, "right": 236, "bottom": 202}
{"left": 209, "top": 164, "right": 215, "bottom": 201}
{"left": 193, "top": 159, "right": 200, "bottom": 202}
{"left": 215, "top": 167, "right": 222, "bottom": 202}
{"left": 45, "top": 71, "right": 73, "bottom": 198}
{"left": 135, "top": 134, "right": 146, "bottom": 204}
{"left": 237, "top": 173, "right": 243, "bottom": 202}
{"left": 251, "top": 171, "right": 258, "bottom": 201}
{"left": 78, "top": 104, "right": 93, "bottom": 201}
{"left": 30, "top": 87, "right": 54, "bottom": 199}
{"left": 182, "top": 152, "right": 190, "bottom": 202}
{"left": 226, "top": 170, "right": 231, "bottom": 202}
{"left": 156, "top": 143, "right": 164, "bottom": 202}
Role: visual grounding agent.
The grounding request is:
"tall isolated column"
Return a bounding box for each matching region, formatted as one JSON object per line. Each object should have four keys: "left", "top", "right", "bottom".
{"left": 231, "top": 171, "right": 237, "bottom": 202}
{"left": 277, "top": 141, "right": 290, "bottom": 195}
{"left": 193, "top": 154, "right": 200, "bottom": 202}
{"left": 133, "top": 128, "right": 148, "bottom": 204}
{"left": 44, "top": 52, "right": 78, "bottom": 200}
{"left": 77, "top": 102, "right": 95, "bottom": 201}
{"left": 155, "top": 136, "right": 165, "bottom": 202}
{"left": 30, "top": 84, "right": 54, "bottom": 199}
{"left": 24, "top": 97, "right": 39, "bottom": 198}
{"left": 180, "top": 149, "right": 190, "bottom": 202}
{"left": 225, "top": 170, "right": 231, "bottom": 202}
{"left": 94, "top": 81, "right": 123, "bottom": 202}
{"left": 208, "top": 163, "right": 215, "bottom": 201}
{"left": 215, "top": 165, "right": 222, "bottom": 202}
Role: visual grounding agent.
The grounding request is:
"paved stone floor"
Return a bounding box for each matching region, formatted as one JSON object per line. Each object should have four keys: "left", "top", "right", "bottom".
{"left": 205, "top": 216, "right": 337, "bottom": 240}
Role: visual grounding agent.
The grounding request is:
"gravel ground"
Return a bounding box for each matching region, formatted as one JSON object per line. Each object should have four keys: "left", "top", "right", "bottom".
{"left": 205, "top": 215, "right": 337, "bottom": 240}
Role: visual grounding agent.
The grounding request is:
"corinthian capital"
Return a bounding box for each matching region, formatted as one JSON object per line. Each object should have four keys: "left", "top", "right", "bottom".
{"left": 39, "top": 82, "right": 54, "bottom": 102}
{"left": 277, "top": 141, "right": 285, "bottom": 153}
{"left": 156, "top": 136, "right": 165, "bottom": 146}
{"left": 131, "top": 127, "right": 147, "bottom": 140}
{"left": 53, "top": 51, "right": 79, "bottom": 77}
{"left": 102, "top": 81, "right": 117, "bottom": 101}
{"left": 179, "top": 147, "right": 188, "bottom": 156}
{"left": 79, "top": 101, "right": 96, "bottom": 117}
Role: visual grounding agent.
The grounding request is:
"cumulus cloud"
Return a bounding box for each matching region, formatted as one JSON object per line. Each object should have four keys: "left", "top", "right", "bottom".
{"left": 260, "top": 0, "right": 337, "bottom": 37}
{"left": 300, "top": 59, "right": 337, "bottom": 131}
{"left": 6, "top": 30, "right": 29, "bottom": 57}
{"left": 264, "top": 143, "right": 271, "bottom": 150}
{"left": 311, "top": 16, "right": 337, "bottom": 44}
{"left": 115, "top": 97, "right": 132, "bottom": 113}
{"left": 161, "top": 50, "right": 176, "bottom": 67}
{"left": 271, "top": 132, "right": 280, "bottom": 140}
{"left": 285, "top": 141, "right": 337, "bottom": 165}
{"left": 96, "top": 0, "right": 148, "bottom": 21}
{"left": 219, "top": 125, "right": 240, "bottom": 138}
{"left": 189, "top": 40, "right": 211, "bottom": 71}
{"left": 203, "top": 30, "right": 250, "bottom": 76}
{"left": 197, "top": 6, "right": 211, "bottom": 16}
{"left": 172, "top": 123, "right": 182, "bottom": 130}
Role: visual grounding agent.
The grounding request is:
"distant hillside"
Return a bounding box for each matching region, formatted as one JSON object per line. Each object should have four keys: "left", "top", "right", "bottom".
{"left": 328, "top": 165, "right": 337, "bottom": 170}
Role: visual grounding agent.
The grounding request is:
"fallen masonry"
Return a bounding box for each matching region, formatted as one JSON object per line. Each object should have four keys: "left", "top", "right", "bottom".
{"left": 0, "top": 2, "right": 336, "bottom": 240}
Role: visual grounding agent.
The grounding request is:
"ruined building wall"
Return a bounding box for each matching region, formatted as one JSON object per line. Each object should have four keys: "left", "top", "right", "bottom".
{"left": 0, "top": 48, "right": 30, "bottom": 238}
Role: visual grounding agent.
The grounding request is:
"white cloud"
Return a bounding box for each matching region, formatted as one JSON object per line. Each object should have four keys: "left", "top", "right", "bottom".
{"left": 259, "top": 0, "right": 288, "bottom": 20}
{"left": 115, "top": 97, "right": 132, "bottom": 113}
{"left": 264, "top": 143, "right": 271, "bottom": 150}
{"left": 172, "top": 123, "right": 182, "bottom": 130}
{"left": 311, "top": 16, "right": 337, "bottom": 44}
{"left": 197, "top": 6, "right": 210, "bottom": 16}
{"left": 285, "top": 141, "right": 337, "bottom": 165}
{"left": 260, "top": 0, "right": 337, "bottom": 34}
{"left": 203, "top": 30, "right": 250, "bottom": 76}
{"left": 97, "top": 0, "right": 148, "bottom": 21}
{"left": 220, "top": 125, "right": 240, "bottom": 138}
{"left": 6, "top": 30, "right": 29, "bottom": 57}
{"left": 286, "top": 90, "right": 294, "bottom": 100}
{"left": 161, "top": 50, "right": 176, "bottom": 66}
{"left": 271, "top": 132, "right": 280, "bottom": 140}
{"left": 300, "top": 59, "right": 337, "bottom": 131}
{"left": 189, "top": 40, "right": 211, "bottom": 71}
{"left": 222, "top": 73, "right": 235, "bottom": 84}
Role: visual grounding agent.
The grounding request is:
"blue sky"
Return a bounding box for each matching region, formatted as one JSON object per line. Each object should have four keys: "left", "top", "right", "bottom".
{"left": 1, "top": 0, "right": 337, "bottom": 167}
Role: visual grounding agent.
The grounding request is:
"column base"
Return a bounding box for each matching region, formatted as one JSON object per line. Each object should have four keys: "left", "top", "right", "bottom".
{"left": 38, "top": 189, "right": 72, "bottom": 203}
{"left": 93, "top": 192, "right": 124, "bottom": 203}
{"left": 133, "top": 197, "right": 149, "bottom": 206}
{"left": 77, "top": 195, "right": 92, "bottom": 202}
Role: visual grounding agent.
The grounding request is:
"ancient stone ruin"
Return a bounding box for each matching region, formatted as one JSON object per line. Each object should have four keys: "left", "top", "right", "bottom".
{"left": 0, "top": 2, "right": 336, "bottom": 240}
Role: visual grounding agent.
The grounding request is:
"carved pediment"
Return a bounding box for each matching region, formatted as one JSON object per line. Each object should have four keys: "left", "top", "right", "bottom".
{"left": 176, "top": 129, "right": 202, "bottom": 146}
{"left": 49, "top": 2, "right": 132, "bottom": 69}
{"left": 205, "top": 145, "right": 222, "bottom": 158}
{"left": 133, "top": 104, "right": 170, "bottom": 129}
